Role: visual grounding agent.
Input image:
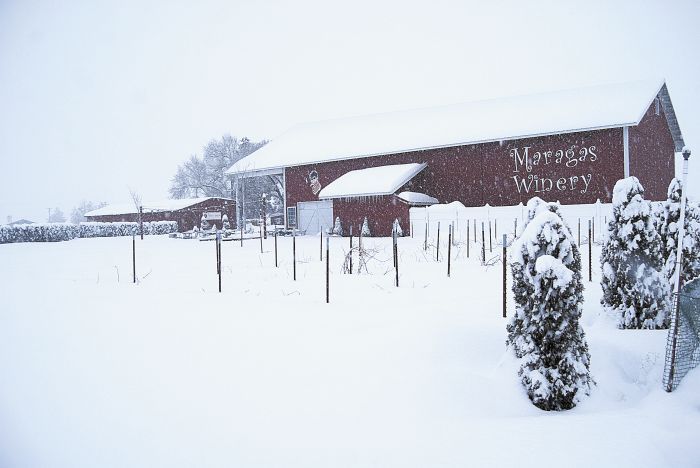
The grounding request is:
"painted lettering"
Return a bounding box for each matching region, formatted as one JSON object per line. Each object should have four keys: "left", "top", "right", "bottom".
{"left": 532, "top": 152, "right": 541, "bottom": 166}
{"left": 589, "top": 146, "right": 597, "bottom": 161}
{"left": 543, "top": 151, "right": 552, "bottom": 165}
{"left": 578, "top": 146, "right": 588, "bottom": 161}
{"left": 511, "top": 147, "right": 532, "bottom": 173}
{"left": 512, "top": 174, "right": 533, "bottom": 193}
{"left": 508, "top": 145, "right": 599, "bottom": 195}
{"left": 581, "top": 173, "right": 592, "bottom": 193}
{"left": 541, "top": 177, "right": 553, "bottom": 192}
{"left": 569, "top": 175, "right": 579, "bottom": 191}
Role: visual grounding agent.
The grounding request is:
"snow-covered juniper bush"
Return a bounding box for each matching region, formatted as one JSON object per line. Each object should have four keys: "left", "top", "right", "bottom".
{"left": 392, "top": 218, "right": 403, "bottom": 237}
{"left": 508, "top": 201, "right": 592, "bottom": 411}
{"left": 601, "top": 177, "right": 670, "bottom": 329}
{"left": 658, "top": 178, "right": 700, "bottom": 286}
{"left": 332, "top": 216, "right": 343, "bottom": 236}
{"left": 361, "top": 217, "right": 371, "bottom": 237}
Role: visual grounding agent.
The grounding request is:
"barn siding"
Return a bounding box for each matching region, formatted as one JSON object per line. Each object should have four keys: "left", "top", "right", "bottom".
{"left": 629, "top": 96, "right": 676, "bottom": 201}
{"left": 332, "top": 196, "right": 411, "bottom": 237}
{"left": 285, "top": 127, "right": 631, "bottom": 229}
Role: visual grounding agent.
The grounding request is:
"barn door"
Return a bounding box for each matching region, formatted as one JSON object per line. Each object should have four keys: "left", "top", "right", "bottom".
{"left": 297, "top": 200, "right": 333, "bottom": 235}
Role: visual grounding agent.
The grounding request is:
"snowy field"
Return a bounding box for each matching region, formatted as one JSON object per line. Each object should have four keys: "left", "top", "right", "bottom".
{"left": 1, "top": 234, "right": 699, "bottom": 467}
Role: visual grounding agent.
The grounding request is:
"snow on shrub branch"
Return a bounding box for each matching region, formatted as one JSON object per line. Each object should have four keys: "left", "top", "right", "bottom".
{"left": 0, "top": 221, "right": 178, "bottom": 244}
{"left": 508, "top": 198, "right": 592, "bottom": 411}
{"left": 600, "top": 177, "right": 670, "bottom": 329}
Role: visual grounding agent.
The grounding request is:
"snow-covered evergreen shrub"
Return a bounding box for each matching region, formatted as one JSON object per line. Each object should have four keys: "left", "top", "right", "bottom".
{"left": 658, "top": 178, "right": 700, "bottom": 285}
{"left": 77, "top": 221, "right": 177, "bottom": 238}
{"left": 79, "top": 222, "right": 136, "bottom": 238}
{"left": 332, "top": 217, "right": 343, "bottom": 236}
{"left": 0, "top": 223, "right": 80, "bottom": 244}
{"left": 0, "top": 221, "right": 178, "bottom": 244}
{"left": 507, "top": 208, "right": 592, "bottom": 411}
{"left": 523, "top": 197, "right": 567, "bottom": 229}
{"left": 601, "top": 177, "right": 670, "bottom": 329}
{"left": 222, "top": 214, "right": 231, "bottom": 230}
{"left": 143, "top": 221, "right": 178, "bottom": 236}
{"left": 392, "top": 218, "right": 403, "bottom": 237}
{"left": 200, "top": 214, "right": 208, "bottom": 231}
{"left": 361, "top": 217, "right": 371, "bottom": 237}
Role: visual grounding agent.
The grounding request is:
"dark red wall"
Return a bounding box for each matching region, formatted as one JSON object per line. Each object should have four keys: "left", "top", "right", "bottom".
{"left": 287, "top": 128, "right": 626, "bottom": 209}
{"left": 85, "top": 198, "right": 236, "bottom": 232}
{"left": 285, "top": 116, "right": 675, "bottom": 236}
{"left": 332, "top": 196, "right": 410, "bottom": 237}
{"left": 629, "top": 98, "right": 676, "bottom": 201}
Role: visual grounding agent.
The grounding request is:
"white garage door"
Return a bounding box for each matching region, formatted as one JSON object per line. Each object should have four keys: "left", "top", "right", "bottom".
{"left": 297, "top": 200, "right": 333, "bottom": 235}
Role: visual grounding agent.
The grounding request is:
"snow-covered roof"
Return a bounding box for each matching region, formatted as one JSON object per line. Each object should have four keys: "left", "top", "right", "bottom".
{"left": 226, "top": 79, "right": 683, "bottom": 174}
{"left": 317, "top": 163, "right": 426, "bottom": 199}
{"left": 397, "top": 191, "right": 438, "bottom": 206}
{"left": 84, "top": 197, "right": 231, "bottom": 217}
{"left": 7, "top": 219, "right": 35, "bottom": 225}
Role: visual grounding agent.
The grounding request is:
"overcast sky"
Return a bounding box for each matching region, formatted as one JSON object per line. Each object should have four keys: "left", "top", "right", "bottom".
{"left": 1, "top": 0, "right": 698, "bottom": 222}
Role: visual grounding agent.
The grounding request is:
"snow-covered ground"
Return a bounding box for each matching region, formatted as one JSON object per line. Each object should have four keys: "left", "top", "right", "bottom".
{"left": 1, "top": 234, "right": 698, "bottom": 467}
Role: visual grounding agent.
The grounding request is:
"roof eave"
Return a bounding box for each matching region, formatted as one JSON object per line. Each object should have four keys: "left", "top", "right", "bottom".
{"left": 658, "top": 83, "right": 685, "bottom": 152}
{"left": 319, "top": 191, "right": 395, "bottom": 200}
{"left": 233, "top": 123, "right": 640, "bottom": 174}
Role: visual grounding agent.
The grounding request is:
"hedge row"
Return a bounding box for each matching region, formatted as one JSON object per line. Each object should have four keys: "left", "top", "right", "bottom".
{"left": 0, "top": 221, "right": 178, "bottom": 244}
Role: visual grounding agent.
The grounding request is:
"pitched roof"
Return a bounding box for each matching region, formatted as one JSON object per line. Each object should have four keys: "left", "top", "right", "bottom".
{"left": 318, "top": 163, "right": 426, "bottom": 199}
{"left": 7, "top": 219, "right": 35, "bottom": 225}
{"left": 84, "top": 197, "right": 231, "bottom": 217}
{"left": 226, "top": 79, "right": 684, "bottom": 175}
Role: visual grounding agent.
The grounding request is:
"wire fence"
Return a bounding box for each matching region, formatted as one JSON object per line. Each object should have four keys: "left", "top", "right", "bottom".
{"left": 663, "top": 279, "right": 700, "bottom": 392}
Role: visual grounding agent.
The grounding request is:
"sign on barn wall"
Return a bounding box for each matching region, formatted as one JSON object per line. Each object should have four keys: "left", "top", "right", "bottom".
{"left": 203, "top": 212, "right": 222, "bottom": 221}
{"left": 308, "top": 170, "right": 322, "bottom": 195}
{"left": 509, "top": 145, "right": 597, "bottom": 195}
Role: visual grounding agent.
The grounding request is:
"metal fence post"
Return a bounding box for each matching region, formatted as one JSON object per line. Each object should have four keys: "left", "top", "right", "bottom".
{"left": 588, "top": 220, "right": 592, "bottom": 282}
{"left": 448, "top": 225, "right": 452, "bottom": 277}
{"left": 325, "top": 235, "right": 329, "bottom": 303}
{"left": 132, "top": 234, "right": 136, "bottom": 283}
{"left": 349, "top": 225, "right": 353, "bottom": 274}
{"left": 481, "top": 222, "right": 485, "bottom": 264}
{"left": 436, "top": 222, "right": 440, "bottom": 261}
{"left": 502, "top": 234, "right": 507, "bottom": 317}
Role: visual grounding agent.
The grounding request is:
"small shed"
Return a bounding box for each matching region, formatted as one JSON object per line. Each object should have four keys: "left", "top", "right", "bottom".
{"left": 316, "top": 163, "right": 429, "bottom": 236}
{"left": 84, "top": 197, "right": 235, "bottom": 232}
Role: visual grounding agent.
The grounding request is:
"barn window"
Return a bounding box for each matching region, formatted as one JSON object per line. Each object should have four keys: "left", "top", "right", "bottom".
{"left": 286, "top": 206, "right": 297, "bottom": 228}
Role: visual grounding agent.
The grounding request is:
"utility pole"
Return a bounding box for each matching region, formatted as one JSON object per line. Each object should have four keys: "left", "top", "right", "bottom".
{"left": 666, "top": 147, "right": 692, "bottom": 392}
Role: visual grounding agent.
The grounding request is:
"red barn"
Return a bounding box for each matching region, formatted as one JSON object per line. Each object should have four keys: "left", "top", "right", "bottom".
{"left": 84, "top": 197, "right": 235, "bottom": 232}
{"left": 226, "top": 79, "right": 684, "bottom": 236}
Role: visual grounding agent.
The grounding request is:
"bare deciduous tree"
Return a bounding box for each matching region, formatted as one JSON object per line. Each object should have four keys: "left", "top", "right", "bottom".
{"left": 128, "top": 187, "right": 142, "bottom": 211}
{"left": 169, "top": 134, "right": 268, "bottom": 200}
{"left": 70, "top": 200, "right": 107, "bottom": 224}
